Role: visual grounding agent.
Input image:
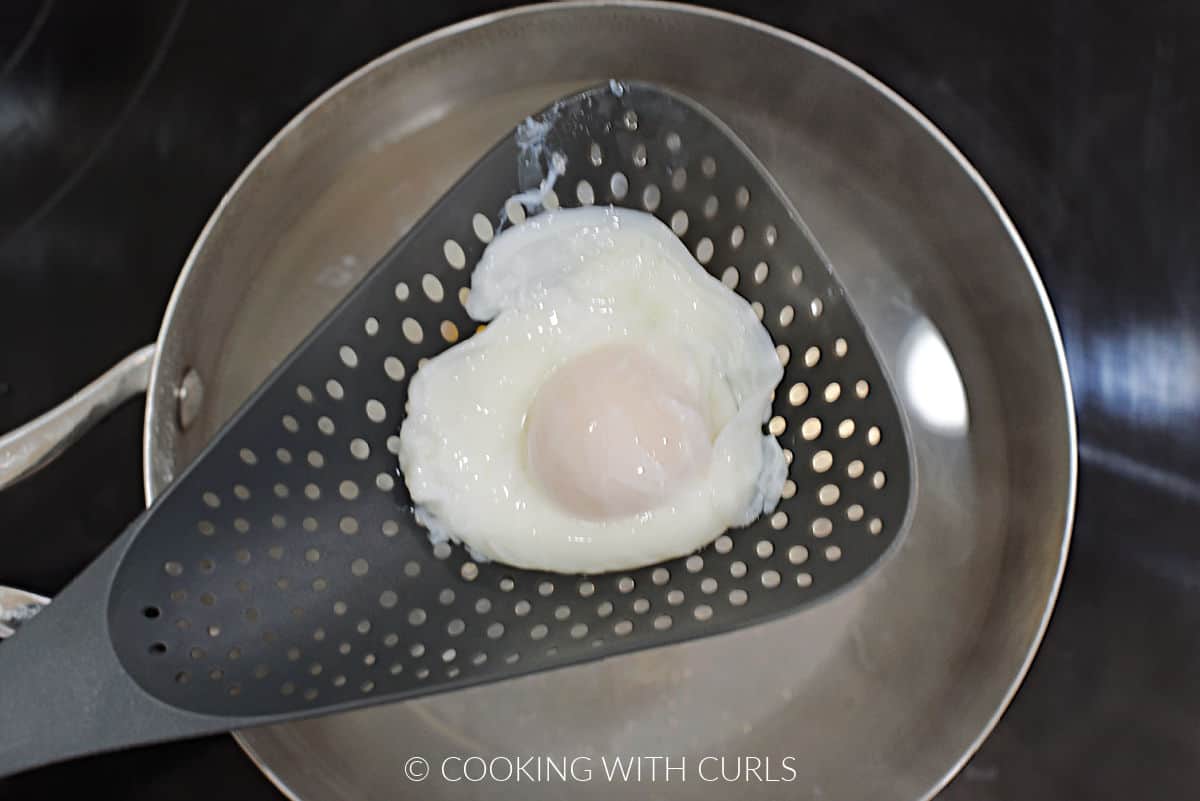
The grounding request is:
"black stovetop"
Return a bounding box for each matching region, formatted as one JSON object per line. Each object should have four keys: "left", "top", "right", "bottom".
{"left": 2, "top": 1, "right": 1198, "bottom": 799}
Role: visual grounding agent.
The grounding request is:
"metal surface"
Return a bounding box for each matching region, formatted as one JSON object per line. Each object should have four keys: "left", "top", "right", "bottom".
{"left": 0, "top": 346, "right": 154, "bottom": 492}
{"left": 176, "top": 369, "right": 205, "bottom": 431}
{"left": 0, "top": 2, "right": 1075, "bottom": 800}
{"left": 148, "top": 4, "right": 1074, "bottom": 799}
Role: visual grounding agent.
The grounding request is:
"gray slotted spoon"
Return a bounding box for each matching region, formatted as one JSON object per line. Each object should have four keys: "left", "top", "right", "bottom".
{"left": 0, "top": 81, "right": 910, "bottom": 777}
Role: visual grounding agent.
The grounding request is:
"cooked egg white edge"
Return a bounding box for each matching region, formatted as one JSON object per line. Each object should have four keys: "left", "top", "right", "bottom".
{"left": 399, "top": 206, "right": 786, "bottom": 574}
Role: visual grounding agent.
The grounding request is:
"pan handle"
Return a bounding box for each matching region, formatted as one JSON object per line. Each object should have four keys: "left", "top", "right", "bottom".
{"left": 0, "top": 587, "right": 50, "bottom": 640}
{"left": 0, "top": 345, "right": 156, "bottom": 492}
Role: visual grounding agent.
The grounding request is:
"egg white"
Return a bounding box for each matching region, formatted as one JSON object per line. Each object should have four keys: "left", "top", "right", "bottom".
{"left": 398, "top": 206, "right": 786, "bottom": 574}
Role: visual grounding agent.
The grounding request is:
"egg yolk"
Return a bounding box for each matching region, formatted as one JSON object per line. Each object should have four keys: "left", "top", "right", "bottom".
{"left": 525, "top": 344, "right": 714, "bottom": 520}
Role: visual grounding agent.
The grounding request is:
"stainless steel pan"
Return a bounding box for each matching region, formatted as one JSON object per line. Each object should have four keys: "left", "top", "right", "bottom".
{"left": 0, "top": 2, "right": 1075, "bottom": 799}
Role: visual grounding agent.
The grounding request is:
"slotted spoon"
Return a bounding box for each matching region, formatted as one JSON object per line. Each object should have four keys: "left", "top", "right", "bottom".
{"left": 0, "top": 81, "right": 910, "bottom": 777}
